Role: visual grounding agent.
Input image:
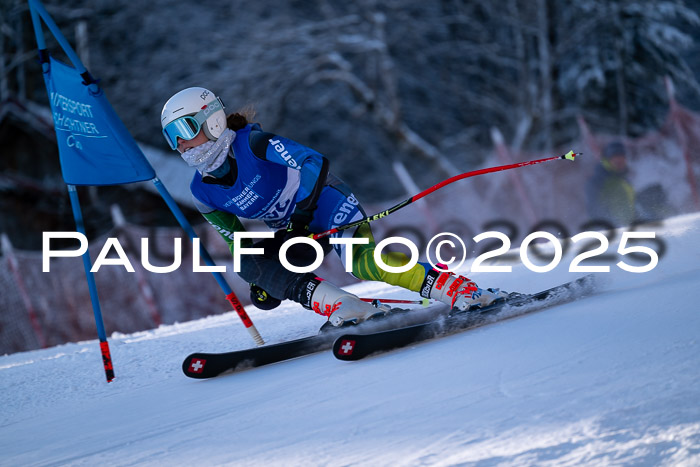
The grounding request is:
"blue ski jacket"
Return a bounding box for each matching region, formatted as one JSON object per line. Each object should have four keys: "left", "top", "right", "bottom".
{"left": 191, "top": 123, "right": 334, "bottom": 230}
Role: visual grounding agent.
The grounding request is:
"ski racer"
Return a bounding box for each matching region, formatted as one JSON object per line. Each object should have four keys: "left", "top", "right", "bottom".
{"left": 160, "top": 87, "right": 506, "bottom": 326}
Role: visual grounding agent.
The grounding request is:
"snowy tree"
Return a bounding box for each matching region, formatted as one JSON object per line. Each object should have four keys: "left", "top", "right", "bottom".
{"left": 1, "top": 0, "right": 31, "bottom": 102}
{"left": 3, "top": 0, "right": 700, "bottom": 197}
{"left": 557, "top": 0, "right": 700, "bottom": 137}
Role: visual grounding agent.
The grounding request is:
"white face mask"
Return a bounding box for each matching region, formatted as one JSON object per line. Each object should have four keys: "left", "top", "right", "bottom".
{"left": 180, "top": 128, "right": 235, "bottom": 174}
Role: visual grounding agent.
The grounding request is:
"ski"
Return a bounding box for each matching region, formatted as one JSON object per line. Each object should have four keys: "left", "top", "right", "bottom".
{"left": 182, "top": 302, "right": 448, "bottom": 379}
{"left": 332, "top": 275, "right": 596, "bottom": 361}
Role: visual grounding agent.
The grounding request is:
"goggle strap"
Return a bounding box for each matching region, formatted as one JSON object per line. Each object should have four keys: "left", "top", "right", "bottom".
{"left": 194, "top": 98, "right": 223, "bottom": 125}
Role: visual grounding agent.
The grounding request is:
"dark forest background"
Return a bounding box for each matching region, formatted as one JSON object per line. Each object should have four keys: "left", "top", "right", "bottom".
{"left": 2, "top": 0, "right": 699, "bottom": 200}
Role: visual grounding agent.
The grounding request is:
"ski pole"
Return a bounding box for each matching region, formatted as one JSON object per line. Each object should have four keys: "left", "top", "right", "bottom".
{"left": 152, "top": 179, "right": 265, "bottom": 346}
{"left": 360, "top": 297, "right": 432, "bottom": 306}
{"left": 313, "top": 150, "right": 578, "bottom": 240}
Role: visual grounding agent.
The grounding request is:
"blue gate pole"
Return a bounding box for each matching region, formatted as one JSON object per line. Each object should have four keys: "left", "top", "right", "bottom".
{"left": 67, "top": 185, "right": 115, "bottom": 382}
{"left": 30, "top": 0, "right": 114, "bottom": 382}
{"left": 151, "top": 178, "right": 264, "bottom": 345}
{"left": 28, "top": 0, "right": 97, "bottom": 89}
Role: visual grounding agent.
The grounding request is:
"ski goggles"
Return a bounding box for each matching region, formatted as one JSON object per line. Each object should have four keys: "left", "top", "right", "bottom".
{"left": 162, "top": 98, "right": 224, "bottom": 150}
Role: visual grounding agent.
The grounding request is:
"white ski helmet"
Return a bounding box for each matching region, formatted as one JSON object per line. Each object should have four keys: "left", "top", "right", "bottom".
{"left": 160, "top": 87, "right": 227, "bottom": 150}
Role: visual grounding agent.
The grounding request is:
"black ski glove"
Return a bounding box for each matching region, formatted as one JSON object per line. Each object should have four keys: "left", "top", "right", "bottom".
{"left": 284, "top": 208, "right": 313, "bottom": 239}
{"left": 280, "top": 208, "right": 317, "bottom": 266}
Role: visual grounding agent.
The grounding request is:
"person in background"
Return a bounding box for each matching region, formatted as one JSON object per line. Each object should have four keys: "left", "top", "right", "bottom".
{"left": 585, "top": 141, "right": 636, "bottom": 227}
{"left": 160, "top": 87, "right": 506, "bottom": 326}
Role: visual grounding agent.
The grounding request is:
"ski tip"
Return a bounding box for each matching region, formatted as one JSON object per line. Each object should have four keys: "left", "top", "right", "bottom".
{"left": 562, "top": 150, "right": 578, "bottom": 161}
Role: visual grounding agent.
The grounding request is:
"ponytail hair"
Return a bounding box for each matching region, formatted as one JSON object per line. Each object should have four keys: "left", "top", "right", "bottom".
{"left": 226, "top": 104, "right": 257, "bottom": 131}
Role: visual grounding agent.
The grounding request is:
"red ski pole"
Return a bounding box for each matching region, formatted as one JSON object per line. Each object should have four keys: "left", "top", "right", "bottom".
{"left": 360, "top": 297, "right": 431, "bottom": 306}
{"left": 313, "top": 150, "right": 579, "bottom": 240}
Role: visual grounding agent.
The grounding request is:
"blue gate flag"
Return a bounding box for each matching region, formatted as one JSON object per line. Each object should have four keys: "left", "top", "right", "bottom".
{"left": 44, "top": 56, "right": 155, "bottom": 186}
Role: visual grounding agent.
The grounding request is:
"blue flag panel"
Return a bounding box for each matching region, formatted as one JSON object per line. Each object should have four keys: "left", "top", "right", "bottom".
{"left": 45, "top": 56, "right": 155, "bottom": 185}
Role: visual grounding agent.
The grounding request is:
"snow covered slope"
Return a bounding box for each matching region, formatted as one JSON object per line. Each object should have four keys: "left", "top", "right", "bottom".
{"left": 2, "top": 213, "right": 700, "bottom": 466}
